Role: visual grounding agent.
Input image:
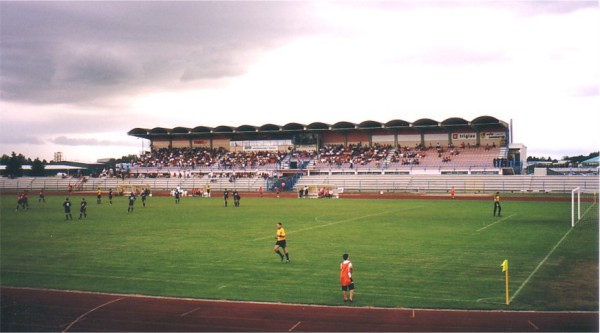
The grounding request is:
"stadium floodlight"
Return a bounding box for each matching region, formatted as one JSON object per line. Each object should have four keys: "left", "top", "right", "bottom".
{"left": 571, "top": 187, "right": 599, "bottom": 227}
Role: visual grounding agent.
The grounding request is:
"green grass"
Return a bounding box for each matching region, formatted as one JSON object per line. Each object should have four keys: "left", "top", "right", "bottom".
{"left": 1, "top": 194, "right": 597, "bottom": 311}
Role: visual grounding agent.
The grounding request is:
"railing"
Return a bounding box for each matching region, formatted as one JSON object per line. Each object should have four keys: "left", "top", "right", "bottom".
{"left": 2, "top": 174, "right": 598, "bottom": 194}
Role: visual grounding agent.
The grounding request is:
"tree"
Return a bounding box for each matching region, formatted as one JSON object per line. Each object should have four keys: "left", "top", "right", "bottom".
{"left": 30, "top": 158, "right": 46, "bottom": 176}
{"left": 5, "top": 152, "right": 25, "bottom": 178}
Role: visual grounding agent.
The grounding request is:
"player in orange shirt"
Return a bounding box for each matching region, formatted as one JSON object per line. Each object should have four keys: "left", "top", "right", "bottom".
{"left": 340, "top": 253, "right": 354, "bottom": 303}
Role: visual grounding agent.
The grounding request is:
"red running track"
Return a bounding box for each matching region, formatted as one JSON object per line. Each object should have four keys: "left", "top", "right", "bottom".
{"left": 1, "top": 287, "right": 597, "bottom": 332}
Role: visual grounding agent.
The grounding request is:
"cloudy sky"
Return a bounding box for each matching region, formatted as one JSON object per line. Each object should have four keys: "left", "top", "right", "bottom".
{"left": 1, "top": 1, "right": 598, "bottom": 163}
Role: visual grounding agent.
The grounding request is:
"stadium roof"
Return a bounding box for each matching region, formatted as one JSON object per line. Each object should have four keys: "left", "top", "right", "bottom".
{"left": 128, "top": 116, "right": 508, "bottom": 139}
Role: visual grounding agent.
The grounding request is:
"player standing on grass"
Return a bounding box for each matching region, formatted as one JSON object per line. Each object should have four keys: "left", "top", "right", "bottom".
{"left": 141, "top": 189, "right": 147, "bottom": 207}
{"left": 274, "top": 222, "right": 290, "bottom": 263}
{"left": 223, "top": 189, "right": 229, "bottom": 207}
{"left": 96, "top": 188, "right": 102, "bottom": 204}
{"left": 493, "top": 192, "right": 502, "bottom": 217}
{"left": 174, "top": 189, "right": 181, "bottom": 204}
{"left": 79, "top": 198, "right": 87, "bottom": 219}
{"left": 340, "top": 253, "right": 354, "bottom": 303}
{"left": 63, "top": 198, "right": 73, "bottom": 220}
{"left": 108, "top": 188, "right": 113, "bottom": 205}
{"left": 233, "top": 189, "right": 240, "bottom": 207}
{"left": 128, "top": 193, "right": 136, "bottom": 213}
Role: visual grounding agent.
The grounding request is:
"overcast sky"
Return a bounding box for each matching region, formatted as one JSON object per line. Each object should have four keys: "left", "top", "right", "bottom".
{"left": 1, "top": 1, "right": 598, "bottom": 163}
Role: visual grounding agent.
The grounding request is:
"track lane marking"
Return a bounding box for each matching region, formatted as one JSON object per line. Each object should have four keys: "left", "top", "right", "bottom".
{"left": 289, "top": 321, "right": 301, "bottom": 332}
{"left": 62, "top": 297, "right": 125, "bottom": 332}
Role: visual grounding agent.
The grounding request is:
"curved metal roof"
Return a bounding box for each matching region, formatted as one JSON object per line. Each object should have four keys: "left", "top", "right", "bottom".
{"left": 128, "top": 116, "right": 507, "bottom": 139}
{"left": 236, "top": 125, "right": 258, "bottom": 133}
{"left": 306, "top": 122, "right": 330, "bottom": 131}
{"left": 412, "top": 118, "right": 439, "bottom": 128}
{"left": 191, "top": 126, "right": 212, "bottom": 134}
{"left": 213, "top": 126, "right": 234, "bottom": 134}
{"left": 282, "top": 122, "right": 305, "bottom": 131}
{"left": 128, "top": 128, "right": 149, "bottom": 136}
{"left": 441, "top": 117, "right": 469, "bottom": 127}
{"left": 332, "top": 121, "right": 356, "bottom": 130}
{"left": 358, "top": 120, "right": 383, "bottom": 129}
{"left": 172, "top": 127, "right": 191, "bottom": 134}
{"left": 259, "top": 124, "right": 281, "bottom": 132}
{"left": 149, "top": 127, "right": 170, "bottom": 135}
{"left": 384, "top": 119, "right": 411, "bottom": 128}
{"left": 472, "top": 115, "right": 506, "bottom": 126}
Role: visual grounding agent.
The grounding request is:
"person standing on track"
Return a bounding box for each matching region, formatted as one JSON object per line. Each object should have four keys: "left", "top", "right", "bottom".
{"left": 274, "top": 222, "right": 290, "bottom": 263}
{"left": 340, "top": 253, "right": 354, "bottom": 303}
{"left": 493, "top": 192, "right": 502, "bottom": 217}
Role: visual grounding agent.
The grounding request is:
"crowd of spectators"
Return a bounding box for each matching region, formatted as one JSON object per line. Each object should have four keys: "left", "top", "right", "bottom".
{"left": 133, "top": 147, "right": 227, "bottom": 168}
{"left": 316, "top": 143, "right": 393, "bottom": 167}
{"left": 131, "top": 147, "right": 287, "bottom": 171}
{"left": 101, "top": 141, "right": 503, "bottom": 179}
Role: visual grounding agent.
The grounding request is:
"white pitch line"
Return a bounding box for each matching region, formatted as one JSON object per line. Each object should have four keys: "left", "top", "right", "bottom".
{"left": 252, "top": 207, "right": 421, "bottom": 241}
{"left": 62, "top": 297, "right": 125, "bottom": 332}
{"left": 289, "top": 321, "right": 301, "bottom": 332}
{"left": 509, "top": 227, "right": 574, "bottom": 303}
{"left": 476, "top": 214, "right": 515, "bottom": 232}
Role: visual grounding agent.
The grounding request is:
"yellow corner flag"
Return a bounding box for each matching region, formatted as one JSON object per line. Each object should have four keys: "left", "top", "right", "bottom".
{"left": 501, "top": 259, "right": 509, "bottom": 305}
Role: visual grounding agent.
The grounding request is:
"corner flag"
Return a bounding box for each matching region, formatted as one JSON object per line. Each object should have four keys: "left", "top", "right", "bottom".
{"left": 500, "top": 259, "right": 509, "bottom": 305}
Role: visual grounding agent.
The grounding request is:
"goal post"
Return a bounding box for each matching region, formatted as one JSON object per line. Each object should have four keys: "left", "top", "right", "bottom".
{"left": 571, "top": 187, "right": 598, "bottom": 227}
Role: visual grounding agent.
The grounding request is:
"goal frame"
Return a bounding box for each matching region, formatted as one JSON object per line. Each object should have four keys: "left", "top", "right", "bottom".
{"left": 571, "top": 187, "right": 598, "bottom": 227}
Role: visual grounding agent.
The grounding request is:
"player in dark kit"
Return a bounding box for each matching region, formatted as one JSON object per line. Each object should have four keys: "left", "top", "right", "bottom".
{"left": 127, "top": 193, "right": 136, "bottom": 212}
{"left": 493, "top": 192, "right": 502, "bottom": 217}
{"left": 63, "top": 198, "right": 73, "bottom": 220}
{"left": 141, "top": 189, "right": 147, "bottom": 207}
{"left": 108, "top": 188, "right": 113, "bottom": 205}
{"left": 174, "top": 189, "right": 180, "bottom": 204}
{"left": 223, "top": 189, "right": 229, "bottom": 207}
{"left": 79, "top": 198, "right": 87, "bottom": 219}
{"left": 233, "top": 190, "right": 240, "bottom": 207}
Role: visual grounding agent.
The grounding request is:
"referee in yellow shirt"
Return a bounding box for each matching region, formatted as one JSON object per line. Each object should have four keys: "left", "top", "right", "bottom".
{"left": 274, "top": 222, "right": 290, "bottom": 263}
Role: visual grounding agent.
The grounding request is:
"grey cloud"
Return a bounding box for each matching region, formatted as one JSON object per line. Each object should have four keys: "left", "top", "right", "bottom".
{"left": 0, "top": 135, "right": 45, "bottom": 145}
{"left": 0, "top": 1, "right": 317, "bottom": 104}
{"left": 49, "top": 136, "right": 132, "bottom": 147}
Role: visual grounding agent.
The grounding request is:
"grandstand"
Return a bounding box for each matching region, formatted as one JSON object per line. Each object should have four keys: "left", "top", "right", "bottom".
{"left": 1, "top": 116, "right": 598, "bottom": 194}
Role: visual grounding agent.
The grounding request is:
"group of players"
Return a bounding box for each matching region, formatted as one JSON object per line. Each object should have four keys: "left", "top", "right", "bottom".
{"left": 17, "top": 187, "right": 355, "bottom": 303}
{"left": 222, "top": 188, "right": 241, "bottom": 207}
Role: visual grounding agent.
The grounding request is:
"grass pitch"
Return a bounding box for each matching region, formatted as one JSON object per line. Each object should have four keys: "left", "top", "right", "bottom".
{"left": 1, "top": 194, "right": 597, "bottom": 311}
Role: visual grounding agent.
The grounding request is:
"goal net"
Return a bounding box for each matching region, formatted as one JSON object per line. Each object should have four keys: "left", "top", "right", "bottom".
{"left": 571, "top": 187, "right": 598, "bottom": 227}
